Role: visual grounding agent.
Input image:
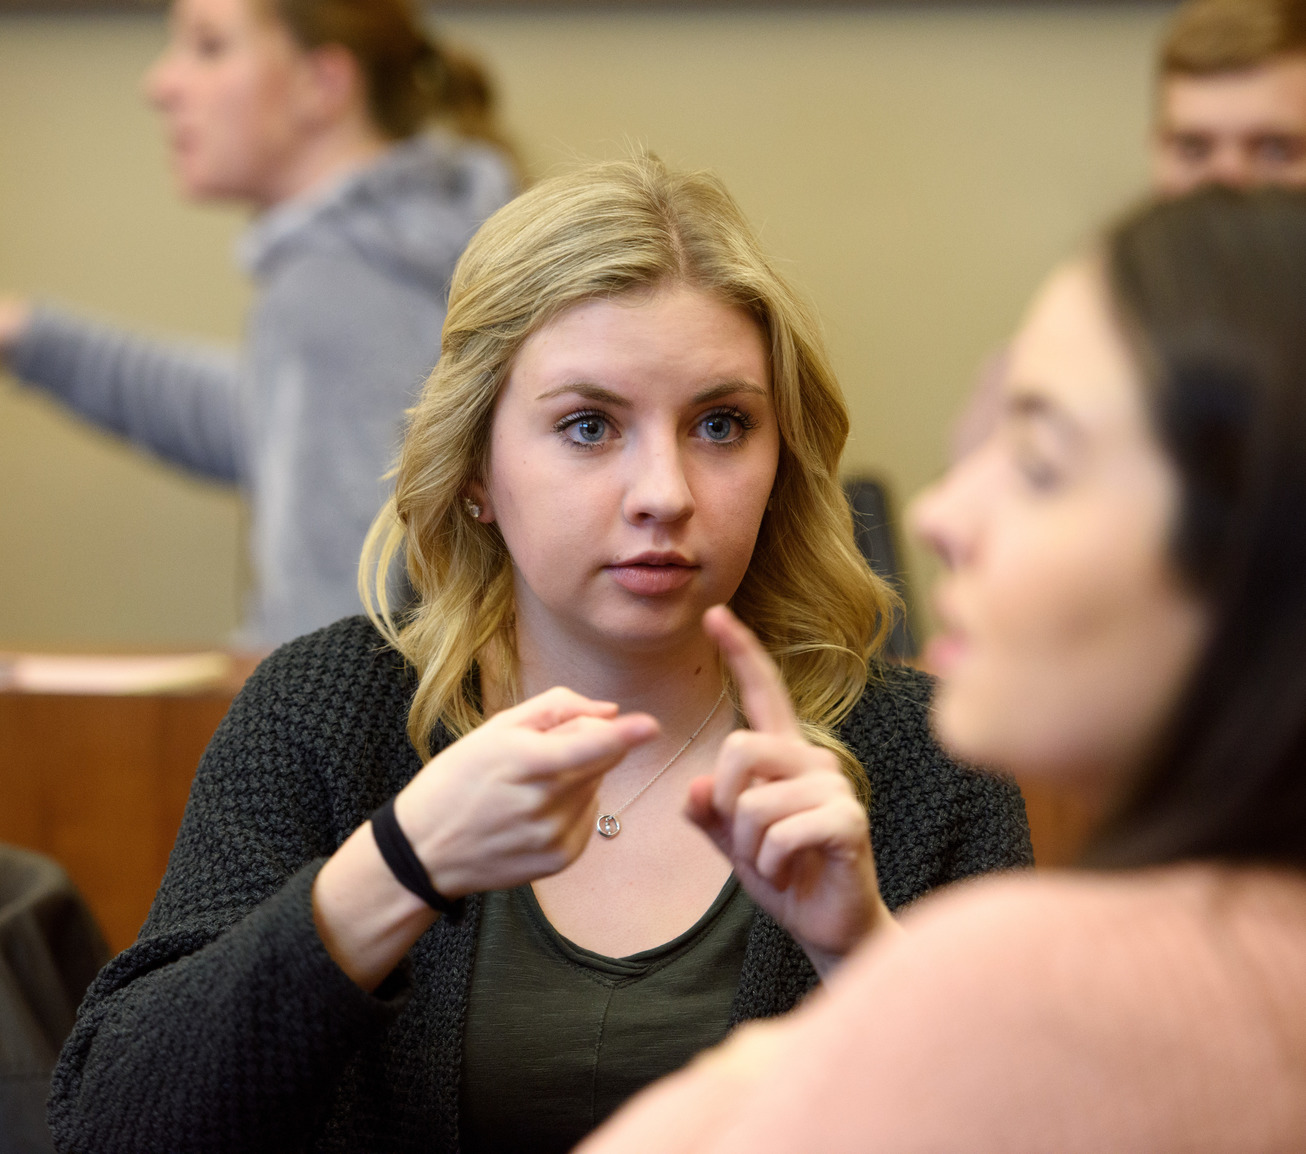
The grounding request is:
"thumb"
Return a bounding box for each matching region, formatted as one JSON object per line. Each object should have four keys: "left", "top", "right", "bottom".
{"left": 685, "top": 775, "right": 729, "bottom": 853}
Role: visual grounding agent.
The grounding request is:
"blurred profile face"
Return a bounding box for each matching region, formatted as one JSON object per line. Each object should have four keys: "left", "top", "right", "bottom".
{"left": 1153, "top": 54, "right": 1306, "bottom": 194}
{"left": 472, "top": 283, "right": 778, "bottom": 666}
{"left": 145, "top": 0, "right": 320, "bottom": 206}
{"left": 911, "top": 262, "right": 1209, "bottom": 783}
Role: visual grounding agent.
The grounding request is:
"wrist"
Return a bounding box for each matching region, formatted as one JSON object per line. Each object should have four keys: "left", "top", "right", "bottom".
{"left": 371, "top": 794, "right": 466, "bottom": 919}
{"left": 800, "top": 895, "right": 899, "bottom": 981}
{"left": 312, "top": 823, "right": 436, "bottom": 991}
{"left": 0, "top": 297, "right": 32, "bottom": 358}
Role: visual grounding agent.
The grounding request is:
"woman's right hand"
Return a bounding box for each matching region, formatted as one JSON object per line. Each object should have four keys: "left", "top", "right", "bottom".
{"left": 313, "top": 688, "right": 658, "bottom": 990}
{"left": 396, "top": 687, "right": 659, "bottom": 898}
{"left": 0, "top": 297, "right": 32, "bottom": 359}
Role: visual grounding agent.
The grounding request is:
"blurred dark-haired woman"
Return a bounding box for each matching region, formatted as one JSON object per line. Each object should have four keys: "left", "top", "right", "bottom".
{"left": 579, "top": 187, "right": 1306, "bottom": 1154}
{"left": 0, "top": 0, "right": 516, "bottom": 645}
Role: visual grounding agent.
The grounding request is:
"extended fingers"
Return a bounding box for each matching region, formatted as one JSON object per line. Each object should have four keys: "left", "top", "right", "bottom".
{"left": 498, "top": 685, "right": 622, "bottom": 732}
{"left": 710, "top": 730, "right": 837, "bottom": 817}
{"left": 702, "top": 605, "right": 800, "bottom": 738}
{"left": 727, "top": 774, "right": 840, "bottom": 867}
{"left": 519, "top": 711, "right": 659, "bottom": 782}
{"left": 752, "top": 798, "right": 871, "bottom": 888}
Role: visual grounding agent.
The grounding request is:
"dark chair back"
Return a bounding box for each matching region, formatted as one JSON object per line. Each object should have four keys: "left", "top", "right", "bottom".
{"left": 843, "top": 475, "right": 916, "bottom": 661}
{"left": 0, "top": 845, "right": 109, "bottom": 1154}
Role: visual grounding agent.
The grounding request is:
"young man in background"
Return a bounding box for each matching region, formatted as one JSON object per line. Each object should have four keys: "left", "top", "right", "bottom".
{"left": 1153, "top": 0, "right": 1306, "bottom": 193}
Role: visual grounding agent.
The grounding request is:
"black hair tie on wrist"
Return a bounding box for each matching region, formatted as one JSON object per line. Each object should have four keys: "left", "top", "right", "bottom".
{"left": 370, "top": 795, "right": 466, "bottom": 922}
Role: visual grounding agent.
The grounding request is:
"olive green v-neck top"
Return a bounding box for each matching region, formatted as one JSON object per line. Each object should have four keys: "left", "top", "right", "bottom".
{"left": 459, "top": 877, "right": 755, "bottom": 1154}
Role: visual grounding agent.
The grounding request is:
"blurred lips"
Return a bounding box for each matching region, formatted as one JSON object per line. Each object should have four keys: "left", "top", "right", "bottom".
{"left": 605, "top": 552, "right": 698, "bottom": 596}
{"left": 923, "top": 631, "right": 968, "bottom": 677}
{"left": 165, "top": 127, "right": 196, "bottom": 162}
{"left": 924, "top": 594, "right": 970, "bottom": 677}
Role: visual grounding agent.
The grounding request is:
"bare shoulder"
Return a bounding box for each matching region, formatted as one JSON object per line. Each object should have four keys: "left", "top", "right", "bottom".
{"left": 705, "top": 867, "right": 1306, "bottom": 1154}
{"left": 860, "top": 864, "right": 1306, "bottom": 1015}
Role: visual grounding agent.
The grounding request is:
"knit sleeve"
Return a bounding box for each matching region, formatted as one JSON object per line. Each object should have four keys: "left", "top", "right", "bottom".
{"left": 47, "top": 622, "right": 415, "bottom": 1154}
{"left": 845, "top": 664, "right": 1033, "bottom": 912}
{"left": 10, "top": 303, "right": 245, "bottom": 483}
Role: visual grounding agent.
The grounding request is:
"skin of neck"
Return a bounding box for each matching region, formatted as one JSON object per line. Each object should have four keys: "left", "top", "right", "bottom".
{"left": 485, "top": 613, "right": 732, "bottom": 753}
{"left": 254, "top": 106, "right": 391, "bottom": 210}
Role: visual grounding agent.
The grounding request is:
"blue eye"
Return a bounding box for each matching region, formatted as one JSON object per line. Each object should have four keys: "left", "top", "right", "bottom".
{"left": 697, "top": 407, "right": 757, "bottom": 445}
{"left": 701, "top": 414, "right": 735, "bottom": 442}
{"left": 556, "top": 410, "right": 611, "bottom": 447}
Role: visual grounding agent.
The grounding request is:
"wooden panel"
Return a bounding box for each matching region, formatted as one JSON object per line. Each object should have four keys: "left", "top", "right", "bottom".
{"left": 0, "top": 689, "right": 238, "bottom": 952}
{"left": 1013, "top": 774, "right": 1100, "bottom": 868}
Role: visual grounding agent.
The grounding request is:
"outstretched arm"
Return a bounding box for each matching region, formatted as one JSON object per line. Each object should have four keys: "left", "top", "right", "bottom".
{"left": 5, "top": 301, "right": 244, "bottom": 482}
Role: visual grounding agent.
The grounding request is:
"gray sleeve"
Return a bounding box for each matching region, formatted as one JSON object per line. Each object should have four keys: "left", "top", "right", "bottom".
{"left": 47, "top": 645, "right": 408, "bottom": 1154}
{"left": 9, "top": 304, "right": 245, "bottom": 483}
{"left": 238, "top": 250, "right": 445, "bottom": 640}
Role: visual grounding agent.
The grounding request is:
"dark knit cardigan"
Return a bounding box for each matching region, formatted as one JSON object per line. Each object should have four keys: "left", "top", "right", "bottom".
{"left": 50, "top": 616, "right": 1031, "bottom": 1154}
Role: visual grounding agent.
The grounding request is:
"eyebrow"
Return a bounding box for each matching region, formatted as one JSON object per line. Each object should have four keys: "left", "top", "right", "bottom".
{"left": 1005, "top": 388, "right": 1084, "bottom": 444}
{"left": 534, "top": 380, "right": 769, "bottom": 405}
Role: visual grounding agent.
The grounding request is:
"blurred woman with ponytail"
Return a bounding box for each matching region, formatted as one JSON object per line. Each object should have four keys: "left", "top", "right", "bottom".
{"left": 0, "top": 0, "right": 517, "bottom": 646}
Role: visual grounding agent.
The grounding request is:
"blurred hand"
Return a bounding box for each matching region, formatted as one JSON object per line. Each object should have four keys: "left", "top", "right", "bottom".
{"left": 689, "top": 605, "right": 893, "bottom": 976}
{"left": 397, "top": 686, "right": 659, "bottom": 898}
{"left": 0, "top": 297, "right": 32, "bottom": 360}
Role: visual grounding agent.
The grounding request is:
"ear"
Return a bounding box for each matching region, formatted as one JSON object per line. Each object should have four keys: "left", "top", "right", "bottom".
{"left": 300, "top": 43, "right": 364, "bottom": 126}
{"left": 466, "top": 480, "right": 496, "bottom": 523}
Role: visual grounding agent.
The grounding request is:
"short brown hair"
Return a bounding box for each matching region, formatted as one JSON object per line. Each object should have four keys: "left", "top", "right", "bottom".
{"left": 1161, "top": 0, "right": 1306, "bottom": 75}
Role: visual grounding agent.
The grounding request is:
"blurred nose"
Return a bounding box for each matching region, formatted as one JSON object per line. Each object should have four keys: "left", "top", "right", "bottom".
{"left": 907, "top": 450, "right": 989, "bottom": 572}
{"left": 623, "top": 430, "right": 695, "bottom": 524}
{"left": 1204, "top": 142, "right": 1256, "bottom": 189}
{"left": 143, "top": 49, "right": 181, "bottom": 111}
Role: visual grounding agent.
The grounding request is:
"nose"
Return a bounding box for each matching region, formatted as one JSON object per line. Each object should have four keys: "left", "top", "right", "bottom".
{"left": 907, "top": 450, "right": 988, "bottom": 572}
{"left": 1203, "top": 141, "right": 1257, "bottom": 190}
{"left": 143, "top": 49, "right": 181, "bottom": 111}
{"left": 622, "top": 431, "right": 695, "bottom": 525}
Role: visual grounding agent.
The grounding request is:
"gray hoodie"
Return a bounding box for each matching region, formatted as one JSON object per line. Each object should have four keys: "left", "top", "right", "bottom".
{"left": 11, "top": 133, "right": 515, "bottom": 646}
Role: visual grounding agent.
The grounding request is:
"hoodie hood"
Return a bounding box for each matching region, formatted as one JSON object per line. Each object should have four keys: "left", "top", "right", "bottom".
{"left": 238, "top": 132, "right": 515, "bottom": 294}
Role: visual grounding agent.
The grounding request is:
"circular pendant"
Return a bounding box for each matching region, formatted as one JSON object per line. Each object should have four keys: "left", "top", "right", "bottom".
{"left": 596, "top": 813, "right": 621, "bottom": 839}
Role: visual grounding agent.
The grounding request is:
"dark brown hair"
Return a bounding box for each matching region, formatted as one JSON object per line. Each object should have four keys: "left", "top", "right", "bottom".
{"left": 262, "top": 0, "right": 513, "bottom": 154}
{"left": 1161, "top": 0, "right": 1306, "bottom": 76}
{"left": 1091, "top": 187, "right": 1306, "bottom": 869}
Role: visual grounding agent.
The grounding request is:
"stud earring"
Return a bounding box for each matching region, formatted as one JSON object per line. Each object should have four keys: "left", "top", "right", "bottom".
{"left": 464, "top": 497, "right": 482, "bottom": 520}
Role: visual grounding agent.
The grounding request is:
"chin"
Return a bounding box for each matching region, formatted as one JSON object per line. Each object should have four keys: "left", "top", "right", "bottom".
{"left": 171, "top": 166, "right": 213, "bottom": 202}
{"left": 930, "top": 682, "right": 1017, "bottom": 772}
{"left": 587, "top": 602, "right": 707, "bottom": 654}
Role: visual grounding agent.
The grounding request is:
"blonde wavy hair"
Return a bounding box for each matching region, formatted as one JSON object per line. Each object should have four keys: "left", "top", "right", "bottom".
{"left": 361, "top": 155, "right": 900, "bottom": 781}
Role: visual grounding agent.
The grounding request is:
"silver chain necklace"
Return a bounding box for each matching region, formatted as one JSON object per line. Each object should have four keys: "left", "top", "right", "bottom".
{"left": 595, "top": 686, "right": 728, "bottom": 839}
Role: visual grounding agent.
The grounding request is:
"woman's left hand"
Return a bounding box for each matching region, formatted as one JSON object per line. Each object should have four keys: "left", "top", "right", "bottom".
{"left": 688, "top": 605, "right": 895, "bottom": 976}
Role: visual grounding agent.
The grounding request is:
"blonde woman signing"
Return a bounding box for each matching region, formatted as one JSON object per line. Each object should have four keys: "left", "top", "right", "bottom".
{"left": 49, "top": 158, "right": 1031, "bottom": 1154}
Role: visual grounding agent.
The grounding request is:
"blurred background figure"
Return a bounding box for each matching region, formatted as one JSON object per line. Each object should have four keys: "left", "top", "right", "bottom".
{"left": 1154, "top": 0, "right": 1306, "bottom": 193}
{"left": 0, "top": 0, "right": 516, "bottom": 647}
{"left": 952, "top": 0, "right": 1306, "bottom": 465}
{"left": 580, "top": 185, "right": 1306, "bottom": 1154}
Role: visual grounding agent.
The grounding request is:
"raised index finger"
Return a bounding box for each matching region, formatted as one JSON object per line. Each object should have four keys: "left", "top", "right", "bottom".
{"left": 703, "top": 605, "right": 801, "bottom": 737}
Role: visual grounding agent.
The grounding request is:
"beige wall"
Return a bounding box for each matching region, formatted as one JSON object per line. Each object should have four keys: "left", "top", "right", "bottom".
{"left": 0, "top": 3, "right": 1173, "bottom": 647}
